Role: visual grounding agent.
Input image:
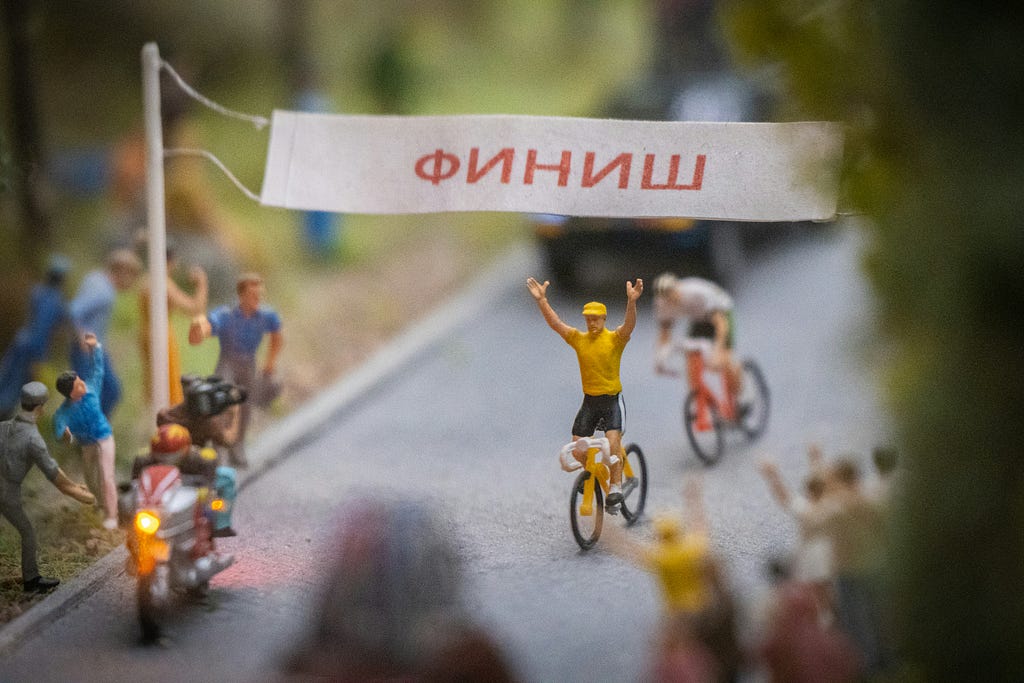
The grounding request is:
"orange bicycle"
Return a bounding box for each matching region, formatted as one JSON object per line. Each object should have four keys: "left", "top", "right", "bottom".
{"left": 676, "top": 340, "right": 769, "bottom": 464}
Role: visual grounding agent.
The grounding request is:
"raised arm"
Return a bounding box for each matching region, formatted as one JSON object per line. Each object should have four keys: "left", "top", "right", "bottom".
{"left": 615, "top": 278, "right": 644, "bottom": 339}
{"left": 526, "top": 277, "right": 572, "bottom": 339}
{"left": 167, "top": 266, "right": 208, "bottom": 317}
{"left": 757, "top": 458, "right": 791, "bottom": 509}
{"left": 263, "top": 329, "right": 283, "bottom": 374}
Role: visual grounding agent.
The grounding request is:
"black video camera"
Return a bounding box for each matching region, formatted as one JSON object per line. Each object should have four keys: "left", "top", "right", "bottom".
{"left": 184, "top": 375, "right": 247, "bottom": 417}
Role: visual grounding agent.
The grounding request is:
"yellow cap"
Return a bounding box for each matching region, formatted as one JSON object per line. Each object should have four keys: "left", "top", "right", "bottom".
{"left": 581, "top": 301, "right": 607, "bottom": 316}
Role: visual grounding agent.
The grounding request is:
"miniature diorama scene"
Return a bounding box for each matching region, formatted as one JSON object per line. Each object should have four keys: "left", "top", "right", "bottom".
{"left": 0, "top": 1, "right": 1018, "bottom": 682}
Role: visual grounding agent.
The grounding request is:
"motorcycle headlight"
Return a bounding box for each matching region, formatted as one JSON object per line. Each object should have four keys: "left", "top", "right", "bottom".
{"left": 134, "top": 510, "right": 161, "bottom": 535}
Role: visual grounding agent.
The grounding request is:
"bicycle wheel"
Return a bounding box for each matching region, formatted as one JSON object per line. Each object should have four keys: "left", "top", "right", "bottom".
{"left": 737, "top": 360, "right": 770, "bottom": 440}
{"left": 619, "top": 443, "right": 648, "bottom": 525}
{"left": 684, "top": 391, "right": 724, "bottom": 465}
{"left": 569, "top": 470, "right": 603, "bottom": 550}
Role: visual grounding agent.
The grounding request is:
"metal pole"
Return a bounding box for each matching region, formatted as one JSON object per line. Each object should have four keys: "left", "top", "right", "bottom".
{"left": 142, "top": 42, "right": 170, "bottom": 416}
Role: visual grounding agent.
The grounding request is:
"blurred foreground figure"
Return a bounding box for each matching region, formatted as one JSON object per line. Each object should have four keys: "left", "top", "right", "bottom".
{"left": 604, "top": 477, "right": 740, "bottom": 682}
{"left": 282, "top": 497, "right": 517, "bottom": 682}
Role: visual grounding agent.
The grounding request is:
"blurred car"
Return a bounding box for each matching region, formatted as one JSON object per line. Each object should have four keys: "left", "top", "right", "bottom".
{"left": 533, "top": 71, "right": 808, "bottom": 292}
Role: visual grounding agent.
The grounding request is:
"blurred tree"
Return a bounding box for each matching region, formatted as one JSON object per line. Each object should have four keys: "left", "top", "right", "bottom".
{"left": 1, "top": 0, "right": 53, "bottom": 256}
{"left": 723, "top": 1, "right": 1024, "bottom": 679}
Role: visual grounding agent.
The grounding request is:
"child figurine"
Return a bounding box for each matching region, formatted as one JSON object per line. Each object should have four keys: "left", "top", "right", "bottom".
{"left": 1, "top": 382, "right": 95, "bottom": 593}
{"left": 526, "top": 276, "right": 642, "bottom": 511}
{"left": 53, "top": 333, "right": 119, "bottom": 529}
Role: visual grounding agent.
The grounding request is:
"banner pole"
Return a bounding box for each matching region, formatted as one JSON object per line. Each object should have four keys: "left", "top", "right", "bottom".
{"left": 142, "top": 42, "right": 170, "bottom": 418}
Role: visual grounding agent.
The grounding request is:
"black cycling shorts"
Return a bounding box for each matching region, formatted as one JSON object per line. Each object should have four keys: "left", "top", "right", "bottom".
{"left": 687, "top": 311, "right": 735, "bottom": 349}
{"left": 572, "top": 393, "right": 623, "bottom": 436}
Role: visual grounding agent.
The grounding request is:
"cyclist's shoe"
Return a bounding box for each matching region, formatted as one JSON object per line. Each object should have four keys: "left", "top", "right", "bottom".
{"left": 736, "top": 401, "right": 752, "bottom": 420}
{"left": 605, "top": 490, "right": 624, "bottom": 514}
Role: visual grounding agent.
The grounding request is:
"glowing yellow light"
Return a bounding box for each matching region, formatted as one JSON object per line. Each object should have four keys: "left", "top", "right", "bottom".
{"left": 135, "top": 510, "right": 160, "bottom": 535}
{"left": 210, "top": 499, "right": 225, "bottom": 512}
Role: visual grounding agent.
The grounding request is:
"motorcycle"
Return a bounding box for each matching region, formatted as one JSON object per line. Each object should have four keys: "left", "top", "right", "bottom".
{"left": 120, "top": 462, "right": 234, "bottom": 641}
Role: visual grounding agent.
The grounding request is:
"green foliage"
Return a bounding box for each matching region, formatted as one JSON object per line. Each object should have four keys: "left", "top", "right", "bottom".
{"left": 722, "top": 0, "right": 1024, "bottom": 678}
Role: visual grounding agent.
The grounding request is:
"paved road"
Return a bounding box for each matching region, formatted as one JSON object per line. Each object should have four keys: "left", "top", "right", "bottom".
{"left": 0, "top": 225, "right": 885, "bottom": 682}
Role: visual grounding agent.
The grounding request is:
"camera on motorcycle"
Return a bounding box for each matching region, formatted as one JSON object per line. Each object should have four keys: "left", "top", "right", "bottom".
{"left": 184, "top": 375, "right": 248, "bottom": 418}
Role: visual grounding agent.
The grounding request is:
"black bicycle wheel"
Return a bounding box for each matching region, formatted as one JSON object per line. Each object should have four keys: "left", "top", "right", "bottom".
{"left": 737, "top": 360, "right": 770, "bottom": 440}
{"left": 684, "top": 391, "right": 724, "bottom": 465}
{"left": 569, "top": 470, "right": 603, "bottom": 550}
{"left": 619, "top": 443, "right": 648, "bottom": 525}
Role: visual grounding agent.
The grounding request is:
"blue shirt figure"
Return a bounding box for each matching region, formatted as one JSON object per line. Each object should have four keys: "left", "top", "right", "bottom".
{"left": 66, "top": 250, "right": 141, "bottom": 418}
{"left": 53, "top": 343, "right": 112, "bottom": 445}
{"left": 0, "top": 256, "right": 71, "bottom": 417}
{"left": 208, "top": 305, "right": 282, "bottom": 360}
{"left": 189, "top": 273, "right": 283, "bottom": 468}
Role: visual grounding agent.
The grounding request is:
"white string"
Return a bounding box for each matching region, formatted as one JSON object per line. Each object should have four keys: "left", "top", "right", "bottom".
{"left": 164, "top": 148, "right": 262, "bottom": 202}
{"left": 160, "top": 60, "right": 270, "bottom": 130}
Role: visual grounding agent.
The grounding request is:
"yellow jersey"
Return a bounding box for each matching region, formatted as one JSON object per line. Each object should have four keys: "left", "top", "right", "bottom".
{"left": 565, "top": 328, "right": 627, "bottom": 396}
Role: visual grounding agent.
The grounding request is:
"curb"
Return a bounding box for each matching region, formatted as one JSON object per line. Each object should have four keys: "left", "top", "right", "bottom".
{"left": 0, "top": 241, "right": 537, "bottom": 656}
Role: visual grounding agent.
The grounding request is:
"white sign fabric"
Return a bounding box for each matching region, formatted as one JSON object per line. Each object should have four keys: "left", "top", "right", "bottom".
{"left": 260, "top": 111, "right": 843, "bottom": 221}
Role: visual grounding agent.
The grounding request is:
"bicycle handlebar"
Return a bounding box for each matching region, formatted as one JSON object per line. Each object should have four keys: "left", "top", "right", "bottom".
{"left": 558, "top": 436, "right": 619, "bottom": 472}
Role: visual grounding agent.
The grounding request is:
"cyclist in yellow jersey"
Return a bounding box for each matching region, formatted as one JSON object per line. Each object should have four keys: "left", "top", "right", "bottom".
{"left": 527, "top": 276, "right": 643, "bottom": 511}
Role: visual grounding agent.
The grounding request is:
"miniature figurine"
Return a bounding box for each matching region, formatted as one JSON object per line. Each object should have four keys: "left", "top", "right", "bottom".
{"left": 652, "top": 272, "right": 742, "bottom": 404}
{"left": 130, "top": 423, "right": 238, "bottom": 537}
{"left": 53, "top": 333, "right": 119, "bottom": 530}
{"left": 189, "top": 272, "right": 283, "bottom": 468}
{"left": 526, "top": 276, "right": 642, "bottom": 510}
{"left": 68, "top": 248, "right": 143, "bottom": 417}
{"left": 1, "top": 382, "right": 95, "bottom": 593}
{"left": 757, "top": 452, "right": 835, "bottom": 617}
{"left": 156, "top": 374, "right": 245, "bottom": 460}
{"left": 138, "top": 241, "right": 208, "bottom": 405}
{"left": 603, "top": 477, "right": 740, "bottom": 681}
{"left": 0, "top": 255, "right": 72, "bottom": 418}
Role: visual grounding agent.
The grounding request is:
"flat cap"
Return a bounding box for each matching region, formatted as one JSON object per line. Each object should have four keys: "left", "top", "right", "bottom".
{"left": 21, "top": 381, "right": 49, "bottom": 408}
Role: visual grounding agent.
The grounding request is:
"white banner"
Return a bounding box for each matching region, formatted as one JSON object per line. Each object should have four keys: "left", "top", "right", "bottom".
{"left": 260, "top": 112, "right": 842, "bottom": 221}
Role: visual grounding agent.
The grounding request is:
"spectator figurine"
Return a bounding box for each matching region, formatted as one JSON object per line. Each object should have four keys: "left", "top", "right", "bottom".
{"left": 1, "top": 382, "right": 95, "bottom": 593}
{"left": 138, "top": 241, "right": 208, "bottom": 406}
{"left": 68, "top": 248, "right": 143, "bottom": 417}
{"left": 526, "top": 276, "right": 642, "bottom": 512}
{"left": 603, "top": 477, "right": 740, "bottom": 681}
{"left": 53, "top": 334, "right": 119, "bottom": 530}
{"left": 283, "top": 497, "right": 516, "bottom": 681}
{"left": 758, "top": 450, "right": 835, "bottom": 617}
{"left": 0, "top": 255, "right": 72, "bottom": 418}
{"left": 189, "top": 273, "right": 283, "bottom": 468}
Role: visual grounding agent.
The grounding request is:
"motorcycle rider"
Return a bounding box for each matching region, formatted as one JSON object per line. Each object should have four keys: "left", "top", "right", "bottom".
{"left": 130, "top": 423, "right": 238, "bottom": 537}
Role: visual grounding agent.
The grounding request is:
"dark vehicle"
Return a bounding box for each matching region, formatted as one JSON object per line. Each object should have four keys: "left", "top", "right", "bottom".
{"left": 534, "top": 71, "right": 803, "bottom": 292}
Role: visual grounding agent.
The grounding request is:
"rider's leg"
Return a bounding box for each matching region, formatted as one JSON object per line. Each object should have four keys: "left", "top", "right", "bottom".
{"left": 606, "top": 430, "right": 624, "bottom": 488}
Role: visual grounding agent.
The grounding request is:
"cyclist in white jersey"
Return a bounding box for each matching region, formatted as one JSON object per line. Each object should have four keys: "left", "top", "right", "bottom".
{"left": 653, "top": 273, "right": 742, "bottom": 401}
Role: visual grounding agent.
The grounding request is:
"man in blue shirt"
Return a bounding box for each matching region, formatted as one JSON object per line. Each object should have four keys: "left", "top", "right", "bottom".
{"left": 68, "top": 249, "right": 142, "bottom": 417}
{"left": 54, "top": 333, "right": 119, "bottom": 529}
{"left": 190, "top": 273, "right": 283, "bottom": 467}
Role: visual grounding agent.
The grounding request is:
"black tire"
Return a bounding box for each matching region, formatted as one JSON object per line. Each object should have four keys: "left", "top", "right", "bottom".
{"left": 684, "top": 391, "right": 724, "bottom": 465}
{"left": 619, "top": 443, "right": 648, "bottom": 525}
{"left": 137, "top": 571, "right": 164, "bottom": 643}
{"left": 569, "top": 470, "right": 603, "bottom": 550}
{"left": 737, "top": 360, "right": 770, "bottom": 440}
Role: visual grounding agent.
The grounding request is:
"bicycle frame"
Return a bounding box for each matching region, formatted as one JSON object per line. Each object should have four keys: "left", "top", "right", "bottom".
{"left": 569, "top": 437, "right": 640, "bottom": 516}
{"left": 685, "top": 346, "right": 736, "bottom": 430}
